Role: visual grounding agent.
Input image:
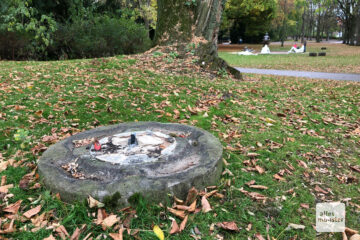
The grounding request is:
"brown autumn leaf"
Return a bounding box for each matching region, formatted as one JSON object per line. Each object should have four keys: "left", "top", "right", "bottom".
{"left": 175, "top": 204, "right": 190, "bottom": 211}
{"left": 201, "top": 196, "right": 212, "bottom": 213}
{"left": 169, "top": 218, "right": 180, "bottom": 235}
{"left": 245, "top": 180, "right": 256, "bottom": 186}
{"left": 314, "top": 185, "right": 328, "bottom": 194}
{"left": 31, "top": 143, "right": 48, "bottom": 155}
{"left": 173, "top": 196, "right": 184, "bottom": 204}
{"left": 23, "top": 205, "right": 41, "bottom": 219}
{"left": 255, "top": 165, "right": 265, "bottom": 174}
{"left": 0, "top": 219, "right": 16, "bottom": 234}
{"left": 56, "top": 225, "right": 70, "bottom": 240}
{"left": 350, "top": 165, "right": 360, "bottom": 173}
{"left": 273, "top": 173, "right": 286, "bottom": 181}
{"left": 300, "top": 203, "right": 309, "bottom": 209}
{"left": 249, "top": 185, "right": 268, "bottom": 190}
{"left": 247, "top": 152, "right": 259, "bottom": 157}
{"left": 41, "top": 134, "right": 58, "bottom": 143}
{"left": 255, "top": 233, "right": 266, "bottom": 240}
{"left": 34, "top": 110, "right": 43, "bottom": 117}
{"left": 248, "top": 192, "right": 267, "bottom": 201}
{"left": 3, "top": 200, "right": 22, "bottom": 214}
{"left": 0, "top": 161, "right": 10, "bottom": 172}
{"left": 0, "top": 184, "right": 14, "bottom": 193}
{"left": 167, "top": 207, "right": 186, "bottom": 219}
{"left": 109, "top": 227, "right": 124, "bottom": 240}
{"left": 102, "top": 214, "right": 118, "bottom": 229}
{"left": 345, "top": 227, "right": 359, "bottom": 235}
{"left": 185, "top": 187, "right": 198, "bottom": 205}
{"left": 70, "top": 228, "right": 81, "bottom": 240}
{"left": 215, "top": 221, "right": 240, "bottom": 232}
{"left": 43, "top": 234, "right": 56, "bottom": 240}
{"left": 19, "top": 174, "right": 33, "bottom": 190}
{"left": 179, "top": 215, "right": 188, "bottom": 232}
{"left": 1, "top": 175, "right": 6, "bottom": 185}
{"left": 297, "top": 160, "right": 308, "bottom": 169}
{"left": 188, "top": 200, "right": 197, "bottom": 212}
{"left": 73, "top": 138, "right": 95, "bottom": 148}
{"left": 204, "top": 190, "right": 218, "bottom": 198}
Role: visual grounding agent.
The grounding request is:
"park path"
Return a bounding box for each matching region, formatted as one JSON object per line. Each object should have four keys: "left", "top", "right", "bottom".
{"left": 235, "top": 67, "right": 360, "bottom": 82}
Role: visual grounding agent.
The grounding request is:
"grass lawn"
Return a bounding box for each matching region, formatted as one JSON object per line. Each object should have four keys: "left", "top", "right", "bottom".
{"left": 0, "top": 53, "right": 359, "bottom": 240}
{"left": 219, "top": 42, "right": 360, "bottom": 74}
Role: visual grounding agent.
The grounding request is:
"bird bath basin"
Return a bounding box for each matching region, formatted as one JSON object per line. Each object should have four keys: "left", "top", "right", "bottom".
{"left": 38, "top": 122, "right": 223, "bottom": 205}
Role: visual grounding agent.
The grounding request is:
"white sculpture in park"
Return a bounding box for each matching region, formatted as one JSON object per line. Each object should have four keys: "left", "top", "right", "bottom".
{"left": 261, "top": 44, "right": 271, "bottom": 54}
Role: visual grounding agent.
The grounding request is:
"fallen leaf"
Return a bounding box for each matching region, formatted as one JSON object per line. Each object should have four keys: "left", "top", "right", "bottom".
{"left": 3, "top": 200, "right": 22, "bottom": 214}
{"left": 215, "top": 221, "right": 240, "bottom": 231}
{"left": 245, "top": 180, "right": 256, "bottom": 186}
{"left": 255, "top": 165, "right": 265, "bottom": 174}
{"left": 285, "top": 223, "right": 305, "bottom": 230}
{"left": 297, "top": 160, "right": 308, "bottom": 169}
{"left": 345, "top": 227, "right": 359, "bottom": 235}
{"left": 350, "top": 165, "right": 360, "bottom": 173}
{"left": 255, "top": 233, "right": 266, "bottom": 240}
{"left": 73, "top": 138, "right": 94, "bottom": 147}
{"left": 23, "top": 205, "right": 41, "bottom": 218}
{"left": 0, "top": 161, "right": 9, "bottom": 172}
{"left": 56, "top": 225, "right": 70, "bottom": 240}
{"left": 88, "top": 195, "right": 104, "bottom": 208}
{"left": 300, "top": 203, "right": 309, "bottom": 209}
{"left": 314, "top": 185, "right": 328, "bottom": 194}
{"left": 102, "top": 214, "right": 118, "bottom": 229}
{"left": 248, "top": 192, "right": 267, "bottom": 201}
{"left": 0, "top": 219, "right": 16, "bottom": 234}
{"left": 273, "top": 174, "right": 286, "bottom": 181}
{"left": 201, "top": 196, "right": 212, "bottom": 213}
{"left": 43, "top": 234, "right": 56, "bottom": 240}
{"left": 70, "top": 227, "right": 81, "bottom": 240}
{"left": 188, "top": 200, "right": 197, "bottom": 212}
{"left": 185, "top": 187, "right": 198, "bottom": 205}
{"left": 167, "top": 207, "right": 186, "bottom": 219}
{"left": 246, "top": 223, "right": 252, "bottom": 231}
{"left": 204, "top": 190, "right": 218, "bottom": 198}
{"left": 0, "top": 184, "right": 14, "bottom": 193}
{"left": 109, "top": 227, "right": 124, "bottom": 240}
{"left": 249, "top": 185, "right": 268, "bottom": 190}
{"left": 153, "top": 225, "right": 164, "bottom": 240}
{"left": 169, "top": 218, "right": 180, "bottom": 235}
{"left": 179, "top": 215, "right": 188, "bottom": 231}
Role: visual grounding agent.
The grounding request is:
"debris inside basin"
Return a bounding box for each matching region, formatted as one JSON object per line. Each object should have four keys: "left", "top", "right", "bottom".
{"left": 38, "top": 122, "right": 223, "bottom": 206}
{"left": 90, "top": 131, "right": 177, "bottom": 165}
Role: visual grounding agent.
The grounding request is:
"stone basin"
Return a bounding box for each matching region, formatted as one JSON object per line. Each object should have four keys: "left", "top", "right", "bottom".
{"left": 38, "top": 122, "right": 223, "bottom": 205}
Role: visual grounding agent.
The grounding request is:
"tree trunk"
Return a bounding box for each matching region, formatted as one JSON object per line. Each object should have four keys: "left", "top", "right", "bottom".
{"left": 300, "top": 9, "right": 306, "bottom": 43}
{"left": 154, "top": 0, "right": 241, "bottom": 79}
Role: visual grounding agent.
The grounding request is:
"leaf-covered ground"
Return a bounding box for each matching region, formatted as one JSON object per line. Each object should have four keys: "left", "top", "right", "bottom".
{"left": 0, "top": 51, "right": 359, "bottom": 240}
{"left": 219, "top": 42, "right": 360, "bottom": 74}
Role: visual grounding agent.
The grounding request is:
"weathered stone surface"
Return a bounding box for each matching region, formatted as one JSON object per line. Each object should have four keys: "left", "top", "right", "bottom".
{"left": 38, "top": 122, "right": 223, "bottom": 206}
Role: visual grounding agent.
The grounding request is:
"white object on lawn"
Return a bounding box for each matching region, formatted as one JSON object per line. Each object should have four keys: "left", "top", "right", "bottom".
{"left": 260, "top": 44, "right": 271, "bottom": 54}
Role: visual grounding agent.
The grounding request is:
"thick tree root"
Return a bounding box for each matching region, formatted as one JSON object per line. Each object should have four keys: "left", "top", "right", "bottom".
{"left": 195, "top": 42, "right": 242, "bottom": 80}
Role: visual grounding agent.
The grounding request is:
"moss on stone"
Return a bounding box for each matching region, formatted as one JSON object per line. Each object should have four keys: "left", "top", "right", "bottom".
{"left": 103, "top": 191, "right": 122, "bottom": 209}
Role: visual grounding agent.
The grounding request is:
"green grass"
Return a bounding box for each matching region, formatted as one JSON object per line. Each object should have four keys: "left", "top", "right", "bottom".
{"left": 219, "top": 43, "right": 360, "bottom": 74}
{"left": 0, "top": 55, "right": 359, "bottom": 239}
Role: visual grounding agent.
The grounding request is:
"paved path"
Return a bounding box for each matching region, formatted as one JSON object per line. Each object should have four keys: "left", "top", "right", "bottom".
{"left": 235, "top": 67, "right": 360, "bottom": 82}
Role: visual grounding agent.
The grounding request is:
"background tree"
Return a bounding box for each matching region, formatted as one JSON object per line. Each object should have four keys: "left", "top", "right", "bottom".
{"left": 221, "top": 0, "right": 276, "bottom": 43}
{"left": 336, "top": 0, "right": 360, "bottom": 45}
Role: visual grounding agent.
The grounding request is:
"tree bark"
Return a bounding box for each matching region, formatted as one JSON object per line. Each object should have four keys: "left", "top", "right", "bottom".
{"left": 154, "top": 0, "right": 241, "bottom": 79}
